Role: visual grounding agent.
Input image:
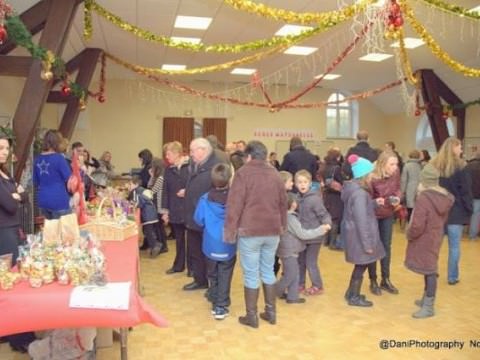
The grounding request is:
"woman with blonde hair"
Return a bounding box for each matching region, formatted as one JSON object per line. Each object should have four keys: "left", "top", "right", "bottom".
{"left": 431, "top": 137, "right": 472, "bottom": 285}
{"left": 367, "top": 150, "right": 401, "bottom": 295}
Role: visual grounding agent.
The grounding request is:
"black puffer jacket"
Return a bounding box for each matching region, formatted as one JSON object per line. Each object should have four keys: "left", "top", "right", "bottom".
{"left": 439, "top": 168, "right": 473, "bottom": 225}
{"left": 280, "top": 146, "right": 318, "bottom": 179}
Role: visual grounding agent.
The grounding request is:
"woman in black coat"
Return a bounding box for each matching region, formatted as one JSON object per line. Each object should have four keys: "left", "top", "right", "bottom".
{"left": 0, "top": 132, "right": 36, "bottom": 353}
{"left": 321, "top": 148, "right": 345, "bottom": 250}
{"left": 138, "top": 148, "right": 153, "bottom": 189}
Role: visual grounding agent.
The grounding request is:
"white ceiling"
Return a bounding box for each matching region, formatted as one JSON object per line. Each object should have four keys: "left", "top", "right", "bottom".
{"left": 7, "top": 0, "right": 480, "bottom": 114}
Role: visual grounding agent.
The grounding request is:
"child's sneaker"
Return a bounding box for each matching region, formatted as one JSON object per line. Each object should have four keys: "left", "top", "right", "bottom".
{"left": 305, "top": 286, "right": 324, "bottom": 295}
{"left": 298, "top": 285, "right": 305, "bottom": 293}
{"left": 213, "top": 306, "right": 229, "bottom": 320}
{"left": 211, "top": 304, "right": 216, "bottom": 315}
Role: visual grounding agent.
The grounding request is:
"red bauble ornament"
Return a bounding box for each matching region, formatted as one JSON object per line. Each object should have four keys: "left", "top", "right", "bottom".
{"left": 394, "top": 15, "right": 404, "bottom": 27}
{"left": 414, "top": 109, "right": 421, "bottom": 116}
{"left": 390, "top": 2, "right": 401, "bottom": 16}
{"left": 61, "top": 85, "right": 71, "bottom": 96}
{"left": 97, "top": 94, "right": 106, "bottom": 103}
{"left": 0, "top": 25, "right": 7, "bottom": 45}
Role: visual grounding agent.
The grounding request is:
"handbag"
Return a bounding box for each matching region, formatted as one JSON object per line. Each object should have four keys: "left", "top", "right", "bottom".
{"left": 325, "top": 166, "right": 343, "bottom": 192}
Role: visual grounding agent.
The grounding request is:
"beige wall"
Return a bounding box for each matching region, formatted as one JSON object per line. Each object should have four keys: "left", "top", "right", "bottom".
{"left": 2, "top": 77, "right": 480, "bottom": 173}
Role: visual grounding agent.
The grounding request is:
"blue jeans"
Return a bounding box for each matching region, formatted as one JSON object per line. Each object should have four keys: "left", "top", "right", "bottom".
{"left": 238, "top": 236, "right": 279, "bottom": 289}
{"left": 41, "top": 208, "right": 72, "bottom": 220}
{"left": 447, "top": 224, "right": 463, "bottom": 282}
{"left": 469, "top": 199, "right": 480, "bottom": 239}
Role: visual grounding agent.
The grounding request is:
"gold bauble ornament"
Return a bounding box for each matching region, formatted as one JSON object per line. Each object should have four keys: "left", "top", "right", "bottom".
{"left": 40, "top": 70, "right": 53, "bottom": 81}
{"left": 78, "top": 99, "right": 87, "bottom": 111}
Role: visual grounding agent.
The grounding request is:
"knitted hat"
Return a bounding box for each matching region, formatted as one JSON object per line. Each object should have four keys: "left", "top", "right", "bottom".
{"left": 419, "top": 163, "right": 440, "bottom": 188}
{"left": 348, "top": 154, "right": 374, "bottom": 179}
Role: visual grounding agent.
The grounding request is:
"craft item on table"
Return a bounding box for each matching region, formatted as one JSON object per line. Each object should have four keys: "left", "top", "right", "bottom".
{"left": 4, "top": 230, "right": 107, "bottom": 290}
{"left": 42, "top": 218, "right": 61, "bottom": 246}
{"left": 60, "top": 213, "right": 81, "bottom": 246}
{"left": 81, "top": 196, "right": 137, "bottom": 241}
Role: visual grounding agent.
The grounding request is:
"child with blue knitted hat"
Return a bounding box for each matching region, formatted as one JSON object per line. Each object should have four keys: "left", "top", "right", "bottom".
{"left": 341, "top": 155, "right": 386, "bottom": 307}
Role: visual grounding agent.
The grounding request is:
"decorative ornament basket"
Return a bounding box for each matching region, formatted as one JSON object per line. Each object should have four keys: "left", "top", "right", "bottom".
{"left": 81, "top": 197, "right": 137, "bottom": 241}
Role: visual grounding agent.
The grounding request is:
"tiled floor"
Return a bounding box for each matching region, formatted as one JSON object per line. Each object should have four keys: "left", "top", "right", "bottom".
{"left": 2, "top": 225, "right": 479, "bottom": 359}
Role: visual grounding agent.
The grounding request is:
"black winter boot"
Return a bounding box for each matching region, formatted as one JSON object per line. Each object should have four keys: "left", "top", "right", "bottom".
{"left": 380, "top": 278, "right": 399, "bottom": 294}
{"left": 348, "top": 278, "right": 373, "bottom": 307}
{"left": 259, "top": 284, "right": 276, "bottom": 325}
{"left": 369, "top": 278, "right": 382, "bottom": 296}
{"left": 238, "top": 287, "right": 259, "bottom": 328}
{"left": 344, "top": 277, "right": 355, "bottom": 301}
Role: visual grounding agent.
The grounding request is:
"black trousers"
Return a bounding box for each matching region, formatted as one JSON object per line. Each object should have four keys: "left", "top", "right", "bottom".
{"left": 187, "top": 229, "right": 207, "bottom": 285}
{"left": 155, "top": 215, "right": 168, "bottom": 249}
{"left": 142, "top": 223, "right": 160, "bottom": 249}
{"left": 170, "top": 223, "right": 189, "bottom": 272}
{"left": 206, "top": 256, "right": 236, "bottom": 307}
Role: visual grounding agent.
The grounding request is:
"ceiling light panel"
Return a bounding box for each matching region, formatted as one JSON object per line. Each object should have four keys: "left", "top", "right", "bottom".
{"left": 275, "top": 25, "right": 314, "bottom": 36}
{"left": 231, "top": 68, "right": 257, "bottom": 75}
{"left": 359, "top": 53, "right": 393, "bottom": 62}
{"left": 174, "top": 16, "right": 212, "bottom": 30}
{"left": 284, "top": 46, "right": 318, "bottom": 56}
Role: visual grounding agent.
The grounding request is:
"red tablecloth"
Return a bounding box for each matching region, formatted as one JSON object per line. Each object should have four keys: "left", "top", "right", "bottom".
{"left": 0, "top": 236, "right": 167, "bottom": 336}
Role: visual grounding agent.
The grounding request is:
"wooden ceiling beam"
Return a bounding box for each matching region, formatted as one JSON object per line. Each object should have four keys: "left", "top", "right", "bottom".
{"left": 420, "top": 69, "right": 450, "bottom": 150}
{"left": 0, "top": 56, "right": 33, "bottom": 76}
{"left": 58, "top": 48, "right": 103, "bottom": 140}
{"left": 13, "top": 0, "right": 84, "bottom": 181}
{"left": 0, "top": 0, "right": 51, "bottom": 55}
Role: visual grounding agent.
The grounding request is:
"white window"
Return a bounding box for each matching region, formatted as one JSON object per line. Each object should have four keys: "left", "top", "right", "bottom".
{"left": 326, "top": 92, "right": 358, "bottom": 138}
{"left": 415, "top": 114, "right": 455, "bottom": 153}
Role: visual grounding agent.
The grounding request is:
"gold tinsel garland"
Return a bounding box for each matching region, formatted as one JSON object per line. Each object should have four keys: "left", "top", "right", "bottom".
{"left": 403, "top": 2, "right": 480, "bottom": 77}
{"left": 83, "top": 0, "right": 371, "bottom": 52}
{"left": 223, "top": 0, "right": 375, "bottom": 25}
{"left": 397, "top": 28, "right": 418, "bottom": 86}
{"left": 104, "top": 44, "right": 287, "bottom": 76}
{"left": 418, "top": 0, "right": 480, "bottom": 20}
{"left": 85, "top": 1, "right": 320, "bottom": 52}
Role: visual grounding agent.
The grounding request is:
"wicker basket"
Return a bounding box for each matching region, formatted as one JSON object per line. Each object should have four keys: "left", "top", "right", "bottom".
{"left": 81, "top": 197, "right": 138, "bottom": 241}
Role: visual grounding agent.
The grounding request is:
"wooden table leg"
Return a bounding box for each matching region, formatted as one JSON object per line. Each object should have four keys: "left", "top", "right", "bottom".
{"left": 120, "top": 327, "right": 128, "bottom": 360}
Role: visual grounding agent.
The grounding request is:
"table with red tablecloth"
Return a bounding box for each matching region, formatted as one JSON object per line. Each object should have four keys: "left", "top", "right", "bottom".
{"left": 0, "top": 236, "right": 167, "bottom": 358}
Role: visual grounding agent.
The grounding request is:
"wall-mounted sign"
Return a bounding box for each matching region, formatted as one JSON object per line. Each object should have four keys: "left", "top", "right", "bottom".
{"left": 253, "top": 128, "right": 315, "bottom": 139}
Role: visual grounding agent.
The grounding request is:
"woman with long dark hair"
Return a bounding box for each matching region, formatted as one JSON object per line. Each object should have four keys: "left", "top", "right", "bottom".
{"left": 0, "top": 131, "right": 36, "bottom": 352}
{"left": 138, "top": 148, "right": 153, "bottom": 188}
{"left": 149, "top": 157, "right": 168, "bottom": 254}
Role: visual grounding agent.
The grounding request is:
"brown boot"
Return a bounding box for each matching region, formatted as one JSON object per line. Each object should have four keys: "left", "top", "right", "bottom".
{"left": 238, "top": 287, "right": 259, "bottom": 328}
{"left": 259, "top": 284, "right": 276, "bottom": 325}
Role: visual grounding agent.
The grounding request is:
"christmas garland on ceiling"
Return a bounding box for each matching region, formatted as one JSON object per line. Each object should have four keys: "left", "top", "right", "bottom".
{"left": 222, "top": 0, "right": 376, "bottom": 25}
{"left": 402, "top": 2, "right": 480, "bottom": 77}
{"left": 418, "top": 0, "right": 480, "bottom": 20}
{"left": 104, "top": 44, "right": 288, "bottom": 76}
{"left": 84, "top": 0, "right": 341, "bottom": 53}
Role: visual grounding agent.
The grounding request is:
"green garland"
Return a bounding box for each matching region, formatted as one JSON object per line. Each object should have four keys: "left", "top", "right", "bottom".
{"left": 4, "top": 15, "right": 87, "bottom": 101}
{"left": 418, "top": 0, "right": 480, "bottom": 20}
{"left": 449, "top": 98, "right": 480, "bottom": 110}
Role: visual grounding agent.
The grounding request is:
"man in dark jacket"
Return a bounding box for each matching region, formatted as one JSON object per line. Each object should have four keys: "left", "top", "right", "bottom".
{"left": 183, "top": 137, "right": 220, "bottom": 291}
{"left": 466, "top": 151, "right": 480, "bottom": 239}
{"left": 343, "top": 130, "right": 378, "bottom": 179}
{"left": 280, "top": 136, "right": 317, "bottom": 179}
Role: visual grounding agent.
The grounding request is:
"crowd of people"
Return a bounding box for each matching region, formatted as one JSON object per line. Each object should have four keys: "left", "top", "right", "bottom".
{"left": 135, "top": 131, "right": 477, "bottom": 326}
{"left": 1, "top": 127, "right": 479, "bottom": 352}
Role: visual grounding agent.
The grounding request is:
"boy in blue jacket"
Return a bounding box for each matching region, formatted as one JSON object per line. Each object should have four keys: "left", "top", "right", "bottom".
{"left": 194, "top": 163, "right": 236, "bottom": 320}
